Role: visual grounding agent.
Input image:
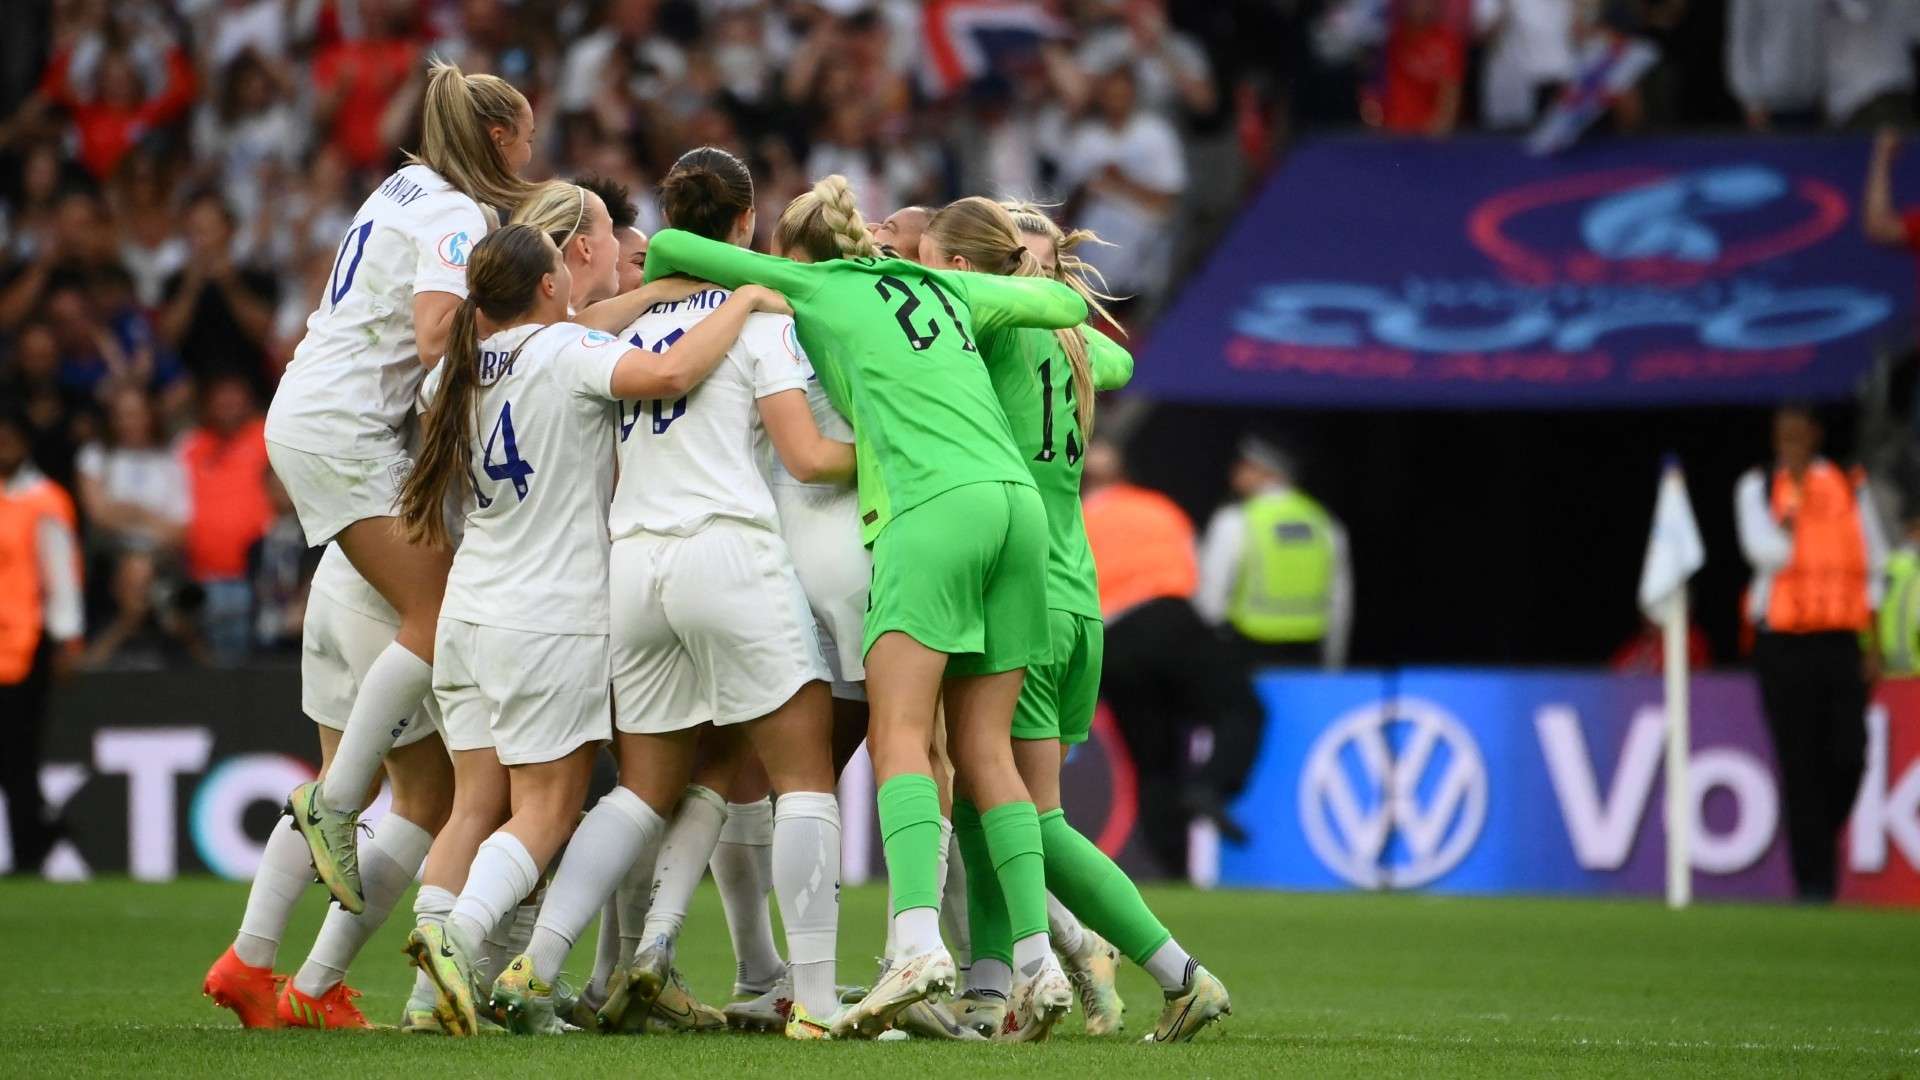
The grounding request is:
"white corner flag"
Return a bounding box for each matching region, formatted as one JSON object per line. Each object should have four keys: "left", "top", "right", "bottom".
{"left": 1638, "top": 458, "right": 1705, "bottom": 909}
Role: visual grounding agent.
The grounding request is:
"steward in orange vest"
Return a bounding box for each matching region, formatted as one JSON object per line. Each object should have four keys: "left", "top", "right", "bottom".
{"left": 1733, "top": 406, "right": 1877, "bottom": 901}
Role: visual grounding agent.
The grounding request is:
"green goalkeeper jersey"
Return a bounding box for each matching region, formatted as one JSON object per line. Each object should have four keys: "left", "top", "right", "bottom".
{"left": 980, "top": 324, "right": 1134, "bottom": 619}
{"left": 643, "top": 229, "right": 1089, "bottom": 543}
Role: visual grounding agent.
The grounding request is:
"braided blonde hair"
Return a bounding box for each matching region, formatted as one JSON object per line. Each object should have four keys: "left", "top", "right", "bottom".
{"left": 774, "top": 175, "right": 880, "bottom": 263}
{"left": 927, "top": 196, "right": 1094, "bottom": 438}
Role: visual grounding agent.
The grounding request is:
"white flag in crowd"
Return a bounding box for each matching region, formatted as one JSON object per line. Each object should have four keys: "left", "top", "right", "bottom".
{"left": 1638, "top": 461, "right": 1705, "bottom": 621}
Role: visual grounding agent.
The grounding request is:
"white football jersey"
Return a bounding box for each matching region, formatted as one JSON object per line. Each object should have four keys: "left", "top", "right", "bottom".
{"left": 266, "top": 165, "right": 489, "bottom": 460}
{"left": 765, "top": 327, "right": 855, "bottom": 492}
{"left": 607, "top": 290, "right": 809, "bottom": 540}
{"left": 440, "top": 322, "right": 625, "bottom": 636}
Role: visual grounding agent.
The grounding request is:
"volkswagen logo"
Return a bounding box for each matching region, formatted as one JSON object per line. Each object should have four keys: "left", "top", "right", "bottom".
{"left": 1298, "top": 697, "right": 1488, "bottom": 888}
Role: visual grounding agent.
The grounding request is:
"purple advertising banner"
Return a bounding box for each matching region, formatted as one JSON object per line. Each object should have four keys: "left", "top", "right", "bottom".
{"left": 1137, "top": 135, "right": 1916, "bottom": 408}
{"left": 1219, "top": 670, "right": 1795, "bottom": 898}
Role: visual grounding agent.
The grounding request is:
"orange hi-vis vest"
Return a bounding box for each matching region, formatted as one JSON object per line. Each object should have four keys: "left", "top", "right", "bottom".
{"left": 1766, "top": 460, "right": 1869, "bottom": 634}
{"left": 0, "top": 473, "right": 77, "bottom": 684}
{"left": 1084, "top": 482, "right": 1198, "bottom": 618}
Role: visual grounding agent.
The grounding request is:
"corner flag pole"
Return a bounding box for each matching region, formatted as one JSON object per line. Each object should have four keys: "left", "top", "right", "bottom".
{"left": 1663, "top": 585, "right": 1691, "bottom": 910}
{"left": 1640, "top": 456, "right": 1702, "bottom": 911}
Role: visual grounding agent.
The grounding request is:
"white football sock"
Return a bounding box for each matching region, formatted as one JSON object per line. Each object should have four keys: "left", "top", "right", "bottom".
{"left": 528, "top": 786, "right": 665, "bottom": 982}
{"left": 773, "top": 792, "right": 840, "bottom": 1017}
{"left": 447, "top": 832, "right": 539, "bottom": 960}
{"left": 487, "top": 889, "right": 542, "bottom": 981}
{"left": 638, "top": 785, "right": 726, "bottom": 945}
{"left": 320, "top": 643, "right": 431, "bottom": 811}
{"left": 294, "top": 815, "right": 432, "bottom": 997}
{"left": 233, "top": 817, "right": 314, "bottom": 968}
{"left": 616, "top": 850, "right": 655, "bottom": 963}
{"left": 1143, "top": 939, "right": 1196, "bottom": 993}
{"left": 1013, "top": 932, "right": 1051, "bottom": 979}
{"left": 1046, "top": 892, "right": 1086, "bottom": 958}
{"left": 411, "top": 885, "right": 455, "bottom": 1005}
{"left": 713, "top": 798, "right": 783, "bottom": 992}
{"left": 890, "top": 907, "right": 942, "bottom": 961}
{"left": 938, "top": 822, "right": 971, "bottom": 969}
{"left": 970, "top": 957, "right": 1012, "bottom": 999}
{"left": 585, "top": 892, "right": 622, "bottom": 1007}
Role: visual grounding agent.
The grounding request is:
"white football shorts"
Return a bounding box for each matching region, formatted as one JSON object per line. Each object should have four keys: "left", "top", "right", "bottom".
{"left": 433, "top": 617, "right": 610, "bottom": 765}
{"left": 301, "top": 588, "right": 440, "bottom": 748}
{"left": 610, "top": 520, "right": 831, "bottom": 734}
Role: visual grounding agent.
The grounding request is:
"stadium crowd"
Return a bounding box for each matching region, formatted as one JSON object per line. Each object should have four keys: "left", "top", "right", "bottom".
{"left": 0, "top": 0, "right": 1916, "bottom": 670}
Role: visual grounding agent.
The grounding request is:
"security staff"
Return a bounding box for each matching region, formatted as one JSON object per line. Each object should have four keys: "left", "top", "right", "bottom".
{"left": 1735, "top": 406, "right": 1883, "bottom": 900}
{"left": 1196, "top": 437, "right": 1352, "bottom": 669}
{"left": 1083, "top": 438, "right": 1264, "bottom": 876}
{"left": 1878, "top": 508, "right": 1920, "bottom": 675}
{"left": 0, "top": 409, "right": 83, "bottom": 875}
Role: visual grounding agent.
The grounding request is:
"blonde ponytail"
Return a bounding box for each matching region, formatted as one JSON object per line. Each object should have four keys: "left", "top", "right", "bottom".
{"left": 1003, "top": 200, "right": 1123, "bottom": 338}
{"left": 408, "top": 58, "right": 536, "bottom": 215}
{"left": 774, "top": 175, "right": 880, "bottom": 263}
{"left": 928, "top": 196, "right": 1095, "bottom": 437}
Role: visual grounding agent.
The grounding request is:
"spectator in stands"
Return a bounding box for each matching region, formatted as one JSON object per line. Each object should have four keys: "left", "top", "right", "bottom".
{"left": 157, "top": 191, "right": 277, "bottom": 392}
{"left": 176, "top": 373, "right": 271, "bottom": 665}
{"left": 1821, "top": 0, "right": 1916, "bottom": 129}
{"left": 1876, "top": 504, "right": 1920, "bottom": 677}
{"left": 1863, "top": 128, "right": 1920, "bottom": 263}
{"left": 0, "top": 408, "right": 83, "bottom": 876}
{"left": 0, "top": 186, "right": 117, "bottom": 333}
{"left": 23, "top": 38, "right": 196, "bottom": 181}
{"left": 1473, "top": 0, "right": 1577, "bottom": 130}
{"left": 0, "top": 320, "right": 80, "bottom": 489}
{"left": 1375, "top": 0, "right": 1468, "bottom": 135}
{"left": 75, "top": 386, "right": 192, "bottom": 669}
{"left": 1726, "top": 0, "right": 1822, "bottom": 131}
{"left": 191, "top": 49, "right": 303, "bottom": 247}
{"left": 311, "top": 0, "right": 423, "bottom": 173}
{"left": 1734, "top": 405, "right": 1882, "bottom": 900}
{"left": 1066, "top": 0, "right": 1217, "bottom": 124}
{"left": 1197, "top": 436, "right": 1354, "bottom": 670}
{"left": 558, "top": 0, "right": 689, "bottom": 117}
{"left": 1083, "top": 436, "right": 1264, "bottom": 876}
{"left": 1061, "top": 65, "right": 1187, "bottom": 317}
{"left": 109, "top": 148, "right": 187, "bottom": 307}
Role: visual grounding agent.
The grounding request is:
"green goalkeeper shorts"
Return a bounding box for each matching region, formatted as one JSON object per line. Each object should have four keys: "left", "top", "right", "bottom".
{"left": 1011, "top": 610, "right": 1104, "bottom": 745}
{"left": 863, "top": 481, "right": 1049, "bottom": 677}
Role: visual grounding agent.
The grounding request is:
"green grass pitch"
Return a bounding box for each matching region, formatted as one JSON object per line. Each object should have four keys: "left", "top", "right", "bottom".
{"left": 0, "top": 878, "right": 1914, "bottom": 1078}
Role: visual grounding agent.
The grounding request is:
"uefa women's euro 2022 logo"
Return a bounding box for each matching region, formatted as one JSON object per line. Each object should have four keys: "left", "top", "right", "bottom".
{"left": 1228, "top": 160, "right": 1895, "bottom": 389}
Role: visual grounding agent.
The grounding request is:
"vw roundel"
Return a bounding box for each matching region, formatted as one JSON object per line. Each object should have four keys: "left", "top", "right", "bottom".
{"left": 437, "top": 230, "right": 473, "bottom": 269}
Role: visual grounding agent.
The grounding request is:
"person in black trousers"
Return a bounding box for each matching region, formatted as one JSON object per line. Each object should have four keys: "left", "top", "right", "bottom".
{"left": 1734, "top": 406, "right": 1878, "bottom": 900}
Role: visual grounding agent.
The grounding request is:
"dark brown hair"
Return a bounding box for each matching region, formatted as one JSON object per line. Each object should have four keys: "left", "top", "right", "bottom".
{"left": 398, "top": 223, "right": 559, "bottom": 548}
{"left": 658, "top": 146, "right": 755, "bottom": 242}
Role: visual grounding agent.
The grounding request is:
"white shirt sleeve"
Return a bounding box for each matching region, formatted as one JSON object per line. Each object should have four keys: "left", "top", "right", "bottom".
{"left": 75, "top": 444, "right": 104, "bottom": 483}
{"left": 36, "top": 514, "right": 83, "bottom": 642}
{"left": 1194, "top": 504, "right": 1245, "bottom": 626}
{"left": 1324, "top": 517, "right": 1354, "bottom": 670}
{"left": 555, "top": 327, "right": 627, "bottom": 401}
{"left": 739, "top": 313, "right": 811, "bottom": 399}
{"left": 1860, "top": 479, "right": 1890, "bottom": 609}
{"left": 1128, "top": 117, "right": 1187, "bottom": 194}
{"left": 1734, "top": 468, "right": 1791, "bottom": 570}
{"left": 411, "top": 193, "right": 488, "bottom": 298}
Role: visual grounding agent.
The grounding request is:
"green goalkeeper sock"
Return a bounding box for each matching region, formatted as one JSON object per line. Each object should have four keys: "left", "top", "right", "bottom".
{"left": 1039, "top": 807, "right": 1171, "bottom": 965}
{"left": 981, "top": 801, "right": 1049, "bottom": 946}
{"left": 877, "top": 774, "right": 943, "bottom": 917}
{"left": 952, "top": 798, "right": 1010, "bottom": 969}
